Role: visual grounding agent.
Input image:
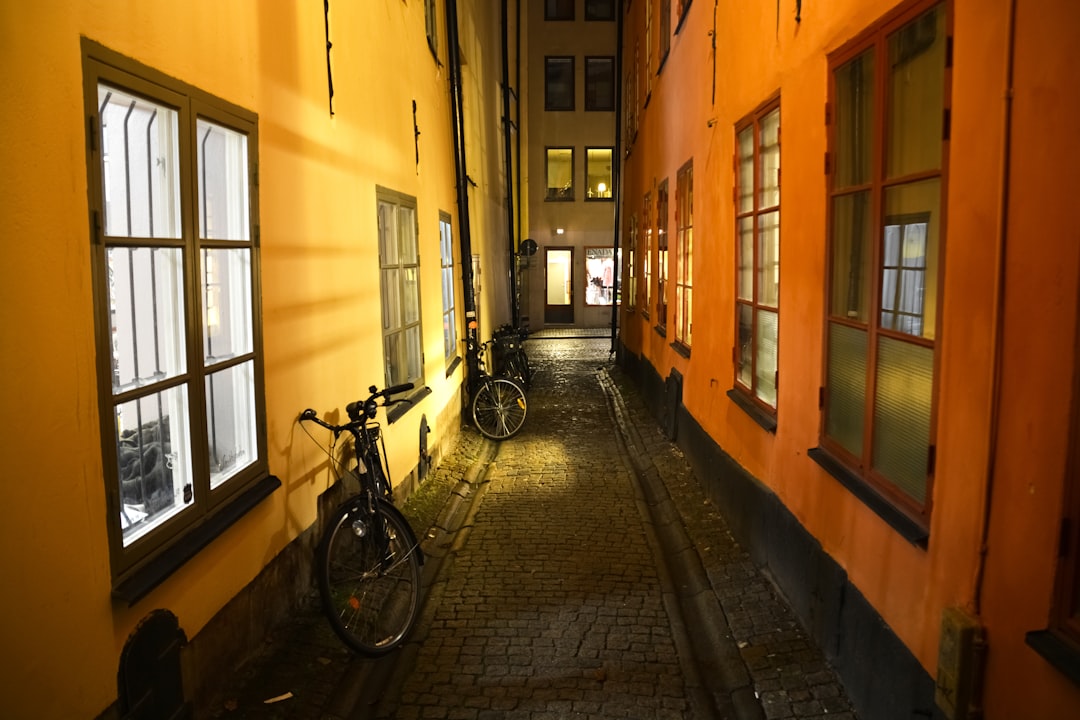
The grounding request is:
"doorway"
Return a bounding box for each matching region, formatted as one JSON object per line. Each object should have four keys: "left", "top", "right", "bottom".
{"left": 544, "top": 247, "right": 574, "bottom": 324}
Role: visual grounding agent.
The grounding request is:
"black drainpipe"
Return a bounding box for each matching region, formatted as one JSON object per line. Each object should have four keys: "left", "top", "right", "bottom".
{"left": 501, "top": 0, "right": 520, "bottom": 328}
{"left": 609, "top": 7, "right": 625, "bottom": 356}
{"left": 446, "top": 0, "right": 480, "bottom": 392}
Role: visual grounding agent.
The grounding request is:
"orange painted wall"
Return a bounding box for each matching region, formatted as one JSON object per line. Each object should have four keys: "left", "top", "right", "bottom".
{"left": 620, "top": 0, "right": 1080, "bottom": 714}
{"left": 0, "top": 2, "right": 509, "bottom": 717}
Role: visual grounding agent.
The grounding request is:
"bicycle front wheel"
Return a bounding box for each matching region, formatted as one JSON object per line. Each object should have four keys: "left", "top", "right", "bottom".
{"left": 472, "top": 377, "right": 528, "bottom": 440}
{"left": 316, "top": 498, "right": 423, "bottom": 655}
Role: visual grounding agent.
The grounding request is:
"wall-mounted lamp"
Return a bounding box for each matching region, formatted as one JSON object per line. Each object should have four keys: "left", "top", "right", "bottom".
{"left": 556, "top": 228, "right": 565, "bottom": 235}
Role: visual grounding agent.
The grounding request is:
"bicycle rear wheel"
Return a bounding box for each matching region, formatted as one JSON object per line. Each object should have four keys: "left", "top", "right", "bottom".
{"left": 316, "top": 498, "right": 423, "bottom": 655}
{"left": 471, "top": 377, "right": 528, "bottom": 440}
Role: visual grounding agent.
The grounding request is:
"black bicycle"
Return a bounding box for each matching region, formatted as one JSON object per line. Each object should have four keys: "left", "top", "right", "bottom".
{"left": 298, "top": 383, "right": 423, "bottom": 655}
{"left": 492, "top": 324, "right": 532, "bottom": 390}
{"left": 467, "top": 337, "right": 528, "bottom": 441}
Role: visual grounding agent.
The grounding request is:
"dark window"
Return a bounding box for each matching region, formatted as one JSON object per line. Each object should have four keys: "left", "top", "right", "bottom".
{"left": 585, "top": 0, "right": 616, "bottom": 21}
{"left": 546, "top": 0, "right": 574, "bottom": 21}
{"left": 545, "top": 56, "right": 575, "bottom": 111}
{"left": 585, "top": 56, "right": 615, "bottom": 111}
{"left": 659, "top": 0, "right": 671, "bottom": 67}
{"left": 821, "top": 0, "right": 949, "bottom": 526}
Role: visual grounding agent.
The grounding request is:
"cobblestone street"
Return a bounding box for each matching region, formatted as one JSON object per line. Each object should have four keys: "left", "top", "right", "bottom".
{"left": 207, "top": 337, "right": 856, "bottom": 720}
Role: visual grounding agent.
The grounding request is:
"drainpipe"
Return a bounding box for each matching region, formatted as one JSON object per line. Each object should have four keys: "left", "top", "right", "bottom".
{"left": 609, "top": 6, "right": 625, "bottom": 355}
{"left": 501, "top": 0, "right": 520, "bottom": 328}
{"left": 446, "top": 0, "right": 480, "bottom": 392}
{"left": 972, "top": 0, "right": 1017, "bottom": 615}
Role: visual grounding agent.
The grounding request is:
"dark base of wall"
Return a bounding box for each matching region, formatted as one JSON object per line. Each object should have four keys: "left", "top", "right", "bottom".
{"left": 619, "top": 346, "right": 945, "bottom": 720}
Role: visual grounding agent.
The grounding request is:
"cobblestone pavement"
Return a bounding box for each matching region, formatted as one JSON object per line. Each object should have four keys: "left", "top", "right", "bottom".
{"left": 205, "top": 337, "right": 856, "bottom": 720}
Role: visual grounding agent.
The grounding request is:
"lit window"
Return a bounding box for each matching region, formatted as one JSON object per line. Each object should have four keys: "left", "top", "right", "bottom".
{"left": 585, "top": 147, "right": 613, "bottom": 200}
{"left": 656, "top": 179, "right": 669, "bottom": 332}
{"left": 735, "top": 102, "right": 780, "bottom": 412}
{"left": 675, "top": 160, "right": 693, "bottom": 348}
{"left": 84, "top": 41, "right": 272, "bottom": 592}
{"left": 546, "top": 147, "right": 575, "bottom": 201}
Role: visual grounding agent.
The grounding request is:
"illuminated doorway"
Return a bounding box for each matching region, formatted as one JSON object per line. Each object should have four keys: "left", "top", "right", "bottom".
{"left": 544, "top": 247, "right": 574, "bottom": 324}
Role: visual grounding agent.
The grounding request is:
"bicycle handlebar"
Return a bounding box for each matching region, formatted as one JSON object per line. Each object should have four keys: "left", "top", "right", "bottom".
{"left": 299, "top": 382, "right": 416, "bottom": 430}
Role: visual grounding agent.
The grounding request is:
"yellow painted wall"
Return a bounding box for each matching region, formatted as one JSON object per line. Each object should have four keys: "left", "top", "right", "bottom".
{"left": 620, "top": 0, "right": 1080, "bottom": 714}
{"left": 0, "top": 2, "right": 507, "bottom": 717}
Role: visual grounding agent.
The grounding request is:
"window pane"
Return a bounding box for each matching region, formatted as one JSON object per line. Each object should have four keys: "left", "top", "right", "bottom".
{"left": 545, "top": 57, "right": 575, "bottom": 111}
{"left": 826, "top": 322, "right": 867, "bottom": 458}
{"left": 756, "top": 309, "right": 778, "bottom": 407}
{"left": 546, "top": 148, "right": 574, "bottom": 200}
{"left": 379, "top": 202, "right": 399, "bottom": 265}
{"left": 384, "top": 332, "right": 404, "bottom": 385}
{"left": 403, "top": 266, "right": 420, "bottom": 323}
{"left": 108, "top": 247, "right": 186, "bottom": 393}
{"left": 406, "top": 325, "right": 423, "bottom": 381}
{"left": 759, "top": 108, "right": 780, "bottom": 208}
{"left": 737, "top": 217, "right": 753, "bottom": 301}
{"left": 736, "top": 303, "right": 753, "bottom": 388}
{"left": 872, "top": 336, "right": 933, "bottom": 503}
{"left": 736, "top": 126, "right": 754, "bottom": 214}
{"left": 206, "top": 360, "right": 257, "bottom": 489}
{"left": 117, "top": 385, "right": 193, "bottom": 546}
{"left": 382, "top": 268, "right": 401, "bottom": 331}
{"left": 585, "top": 57, "right": 615, "bottom": 111}
{"left": 398, "top": 206, "right": 418, "bottom": 264}
{"left": 586, "top": 147, "right": 613, "bottom": 198}
{"left": 883, "top": 179, "right": 940, "bottom": 339}
{"left": 197, "top": 120, "right": 250, "bottom": 241}
{"left": 758, "top": 210, "right": 780, "bottom": 308}
{"left": 887, "top": 4, "right": 946, "bottom": 179}
{"left": 830, "top": 191, "right": 873, "bottom": 322}
{"left": 98, "top": 85, "right": 181, "bottom": 239}
{"left": 444, "top": 305, "right": 456, "bottom": 360}
{"left": 546, "top": 0, "right": 574, "bottom": 20}
{"left": 203, "top": 248, "right": 252, "bottom": 363}
{"left": 834, "top": 50, "right": 875, "bottom": 189}
{"left": 585, "top": 0, "right": 615, "bottom": 21}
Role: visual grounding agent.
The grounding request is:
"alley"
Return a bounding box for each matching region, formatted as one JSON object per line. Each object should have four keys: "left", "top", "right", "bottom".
{"left": 209, "top": 337, "right": 856, "bottom": 720}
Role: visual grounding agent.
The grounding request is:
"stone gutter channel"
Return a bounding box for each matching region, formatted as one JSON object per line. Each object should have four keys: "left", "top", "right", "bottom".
{"left": 339, "top": 369, "right": 768, "bottom": 719}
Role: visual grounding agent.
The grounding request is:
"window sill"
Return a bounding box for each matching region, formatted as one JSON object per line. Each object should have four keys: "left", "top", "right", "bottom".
{"left": 671, "top": 341, "right": 690, "bottom": 359}
{"left": 113, "top": 474, "right": 281, "bottom": 606}
{"left": 388, "top": 385, "right": 433, "bottom": 424}
{"left": 544, "top": 196, "right": 575, "bottom": 202}
{"left": 727, "top": 389, "right": 777, "bottom": 434}
{"left": 808, "top": 447, "right": 929, "bottom": 548}
{"left": 446, "top": 356, "right": 462, "bottom": 378}
{"left": 654, "top": 324, "right": 667, "bottom": 338}
{"left": 1026, "top": 629, "right": 1080, "bottom": 687}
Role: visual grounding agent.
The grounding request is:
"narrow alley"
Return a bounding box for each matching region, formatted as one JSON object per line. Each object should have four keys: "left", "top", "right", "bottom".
{"left": 208, "top": 337, "right": 856, "bottom": 720}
